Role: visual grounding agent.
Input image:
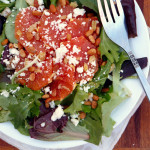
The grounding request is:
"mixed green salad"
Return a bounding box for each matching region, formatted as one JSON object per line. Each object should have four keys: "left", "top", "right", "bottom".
{"left": 0, "top": 0, "right": 147, "bottom": 146}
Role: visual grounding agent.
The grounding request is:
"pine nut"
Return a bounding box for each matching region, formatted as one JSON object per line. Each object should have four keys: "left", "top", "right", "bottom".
{"left": 93, "top": 95, "right": 99, "bottom": 101}
{"left": 89, "top": 35, "right": 95, "bottom": 44}
{"left": 85, "top": 29, "right": 94, "bottom": 37}
{"left": 1, "top": 39, "right": 8, "bottom": 46}
{"left": 70, "top": 2, "right": 78, "bottom": 8}
{"left": 101, "top": 61, "right": 107, "bottom": 66}
{"left": 28, "top": 66, "right": 36, "bottom": 72}
{"left": 26, "top": 32, "right": 33, "bottom": 40}
{"left": 84, "top": 63, "right": 88, "bottom": 71}
{"left": 35, "top": 68, "right": 42, "bottom": 73}
{"left": 87, "top": 49, "right": 96, "bottom": 55}
{"left": 29, "top": 73, "right": 36, "bottom": 81}
{"left": 16, "top": 30, "right": 22, "bottom": 37}
{"left": 42, "top": 94, "right": 50, "bottom": 99}
{"left": 79, "top": 112, "right": 86, "bottom": 119}
{"left": 84, "top": 101, "right": 92, "bottom": 106}
{"left": 64, "top": 57, "right": 68, "bottom": 64}
{"left": 38, "top": 52, "right": 46, "bottom": 61}
{"left": 28, "top": 46, "right": 36, "bottom": 54}
{"left": 13, "top": 43, "right": 18, "bottom": 48}
{"left": 67, "top": 34, "right": 72, "bottom": 40}
{"left": 91, "top": 101, "right": 97, "bottom": 109}
{"left": 59, "top": 0, "right": 66, "bottom": 6}
{"left": 96, "top": 27, "right": 100, "bottom": 35}
{"left": 92, "top": 21, "right": 97, "bottom": 31}
{"left": 35, "top": 32, "right": 40, "bottom": 40}
{"left": 32, "top": 10, "right": 42, "bottom": 16}
{"left": 60, "top": 15, "right": 67, "bottom": 20}
{"left": 95, "top": 38, "right": 101, "bottom": 46}
{"left": 20, "top": 49, "right": 26, "bottom": 58}
{"left": 109, "top": 63, "right": 115, "bottom": 73}
{"left": 50, "top": 4, "right": 57, "bottom": 13}
{"left": 70, "top": 65, "right": 75, "bottom": 72}
{"left": 101, "top": 88, "right": 109, "bottom": 93}
{"left": 89, "top": 55, "right": 96, "bottom": 63}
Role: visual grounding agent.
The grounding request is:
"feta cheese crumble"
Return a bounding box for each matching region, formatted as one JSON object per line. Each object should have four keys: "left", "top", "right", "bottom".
{"left": 71, "top": 118, "right": 79, "bottom": 126}
{"left": 77, "top": 67, "right": 83, "bottom": 73}
{"left": 1, "top": 90, "right": 9, "bottom": 98}
{"left": 73, "top": 8, "right": 86, "bottom": 18}
{"left": 51, "top": 105, "right": 64, "bottom": 121}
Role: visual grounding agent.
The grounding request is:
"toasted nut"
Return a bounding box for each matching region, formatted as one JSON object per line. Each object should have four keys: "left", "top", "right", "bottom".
{"left": 87, "top": 13, "right": 94, "bottom": 17}
{"left": 32, "top": 10, "right": 42, "bottom": 16}
{"left": 96, "top": 27, "right": 100, "bottom": 35}
{"left": 28, "top": 22, "right": 39, "bottom": 32}
{"left": 16, "top": 30, "right": 22, "bottom": 37}
{"left": 84, "top": 101, "right": 92, "bottom": 106}
{"left": 101, "top": 61, "right": 107, "bottom": 66}
{"left": 1, "top": 39, "right": 8, "bottom": 46}
{"left": 101, "top": 88, "right": 109, "bottom": 93}
{"left": 42, "top": 94, "right": 50, "bottom": 99}
{"left": 26, "top": 31, "right": 33, "bottom": 40}
{"left": 35, "top": 68, "right": 42, "bottom": 73}
{"left": 20, "top": 49, "right": 26, "bottom": 58}
{"left": 64, "top": 57, "right": 68, "bottom": 64}
{"left": 109, "top": 63, "right": 115, "bottom": 73}
{"left": 35, "top": 32, "right": 40, "bottom": 40}
{"left": 38, "top": 52, "right": 46, "bottom": 61}
{"left": 70, "top": 65, "right": 75, "bottom": 72}
{"left": 45, "top": 102, "right": 50, "bottom": 108}
{"left": 85, "top": 29, "right": 94, "bottom": 37}
{"left": 28, "top": 66, "right": 36, "bottom": 72}
{"left": 50, "top": 4, "right": 57, "bottom": 13}
{"left": 84, "top": 63, "right": 88, "bottom": 71}
{"left": 95, "top": 38, "right": 101, "bottom": 46}
{"left": 13, "top": 43, "right": 18, "bottom": 48}
{"left": 67, "top": 34, "right": 72, "bottom": 40}
{"left": 60, "top": 15, "right": 67, "bottom": 20}
{"left": 18, "top": 79, "right": 26, "bottom": 85}
{"left": 89, "top": 55, "right": 96, "bottom": 63}
{"left": 93, "top": 33, "right": 97, "bottom": 40}
{"left": 59, "top": 0, "right": 66, "bottom": 6}
{"left": 29, "top": 73, "right": 36, "bottom": 81}
{"left": 45, "top": 98, "right": 52, "bottom": 103}
{"left": 92, "top": 101, "right": 98, "bottom": 109}
{"left": 70, "top": 2, "right": 78, "bottom": 8}
{"left": 52, "top": 89, "right": 56, "bottom": 97}
{"left": 92, "top": 21, "right": 97, "bottom": 31}
{"left": 28, "top": 46, "right": 36, "bottom": 54}
{"left": 89, "top": 35, "right": 95, "bottom": 44}
{"left": 79, "top": 112, "right": 86, "bottom": 119}
{"left": 87, "top": 49, "right": 96, "bottom": 55}
{"left": 9, "top": 43, "right": 14, "bottom": 48}
{"left": 93, "top": 95, "right": 99, "bottom": 101}
{"left": 18, "top": 43, "right": 23, "bottom": 50}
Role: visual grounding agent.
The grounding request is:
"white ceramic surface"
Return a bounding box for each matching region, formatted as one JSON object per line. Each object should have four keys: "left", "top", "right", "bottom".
{"left": 0, "top": 1, "right": 150, "bottom": 149}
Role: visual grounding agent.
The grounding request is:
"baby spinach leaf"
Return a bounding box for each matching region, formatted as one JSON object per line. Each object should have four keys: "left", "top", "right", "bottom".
{"left": 99, "top": 28, "right": 120, "bottom": 63}
{"left": 0, "top": 25, "right": 5, "bottom": 57}
{"left": 5, "top": 10, "right": 19, "bottom": 43}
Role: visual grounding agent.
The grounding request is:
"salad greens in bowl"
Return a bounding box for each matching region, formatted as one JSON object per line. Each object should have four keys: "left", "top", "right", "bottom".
{"left": 0, "top": 0, "right": 149, "bottom": 148}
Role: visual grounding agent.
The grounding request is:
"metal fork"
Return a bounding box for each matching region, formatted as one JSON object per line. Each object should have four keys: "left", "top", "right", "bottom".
{"left": 97, "top": 0, "right": 150, "bottom": 101}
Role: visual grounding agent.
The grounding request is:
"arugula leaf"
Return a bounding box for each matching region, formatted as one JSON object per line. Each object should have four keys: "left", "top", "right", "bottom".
{"left": 0, "top": 1, "right": 15, "bottom": 13}
{"left": 15, "top": 0, "right": 28, "bottom": 9}
{"left": 64, "top": 87, "right": 88, "bottom": 114}
{"left": 99, "top": 28, "right": 120, "bottom": 63}
{"left": 79, "top": 0, "right": 98, "bottom": 13}
{"left": 0, "top": 24, "right": 5, "bottom": 57}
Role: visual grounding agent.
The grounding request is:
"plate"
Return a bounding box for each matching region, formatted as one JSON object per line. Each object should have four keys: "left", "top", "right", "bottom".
{"left": 0, "top": 1, "right": 150, "bottom": 149}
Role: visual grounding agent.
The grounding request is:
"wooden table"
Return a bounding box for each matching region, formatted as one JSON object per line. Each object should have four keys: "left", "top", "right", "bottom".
{"left": 0, "top": 0, "right": 150, "bottom": 149}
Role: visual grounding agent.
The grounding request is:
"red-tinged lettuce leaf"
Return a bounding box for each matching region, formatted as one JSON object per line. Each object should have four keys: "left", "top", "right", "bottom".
{"left": 121, "top": 0, "right": 137, "bottom": 38}
{"left": 30, "top": 121, "right": 89, "bottom": 141}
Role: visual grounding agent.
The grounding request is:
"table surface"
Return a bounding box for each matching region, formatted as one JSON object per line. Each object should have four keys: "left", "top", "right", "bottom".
{"left": 0, "top": 0, "right": 150, "bottom": 150}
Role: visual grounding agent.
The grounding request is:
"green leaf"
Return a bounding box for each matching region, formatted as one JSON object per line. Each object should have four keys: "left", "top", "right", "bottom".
{"left": 0, "top": 1, "right": 15, "bottom": 13}
{"left": 64, "top": 87, "right": 88, "bottom": 114}
{"left": 79, "top": 0, "right": 98, "bottom": 13}
{"left": 0, "top": 24, "right": 6, "bottom": 57}
{"left": 99, "top": 28, "right": 120, "bottom": 63}
{"left": 82, "top": 105, "right": 91, "bottom": 113}
{"left": 50, "top": 0, "right": 57, "bottom": 6}
{"left": 0, "top": 64, "right": 5, "bottom": 73}
{"left": 43, "top": 0, "right": 50, "bottom": 8}
{"left": 5, "top": 10, "right": 19, "bottom": 43}
{"left": 0, "top": 109, "right": 11, "bottom": 122}
{"left": 15, "top": 0, "right": 28, "bottom": 9}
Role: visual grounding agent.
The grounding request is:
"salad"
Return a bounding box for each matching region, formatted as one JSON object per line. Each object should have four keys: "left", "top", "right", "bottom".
{"left": 0, "top": 0, "right": 148, "bottom": 146}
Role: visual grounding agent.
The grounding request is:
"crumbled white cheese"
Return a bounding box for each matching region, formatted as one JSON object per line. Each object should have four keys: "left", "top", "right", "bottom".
{"left": 71, "top": 113, "right": 79, "bottom": 119}
{"left": 3, "top": 59, "right": 10, "bottom": 65}
{"left": 44, "top": 10, "right": 50, "bottom": 16}
{"left": 80, "top": 79, "right": 87, "bottom": 86}
{"left": 37, "top": 0, "right": 44, "bottom": 5}
{"left": 73, "top": 8, "right": 86, "bottom": 18}
{"left": 73, "top": 45, "right": 81, "bottom": 54}
{"left": 67, "top": 13, "right": 73, "bottom": 20}
{"left": 77, "top": 67, "right": 83, "bottom": 73}
{"left": 44, "top": 20, "right": 48, "bottom": 25}
{"left": 44, "top": 87, "right": 50, "bottom": 93}
{"left": 83, "top": 86, "right": 90, "bottom": 93}
{"left": 88, "top": 93, "right": 93, "bottom": 101}
{"left": 49, "top": 101, "right": 55, "bottom": 109}
{"left": 20, "top": 73, "right": 25, "bottom": 77}
{"left": 54, "top": 44, "right": 69, "bottom": 63}
{"left": 51, "top": 105, "right": 64, "bottom": 121}
{"left": 41, "top": 122, "right": 46, "bottom": 127}
{"left": 66, "top": 55, "right": 79, "bottom": 66}
{"left": 60, "top": 8, "right": 63, "bottom": 13}
{"left": 1, "top": 90, "right": 9, "bottom": 98}
{"left": 71, "top": 118, "right": 79, "bottom": 126}
{"left": 9, "top": 48, "right": 19, "bottom": 55}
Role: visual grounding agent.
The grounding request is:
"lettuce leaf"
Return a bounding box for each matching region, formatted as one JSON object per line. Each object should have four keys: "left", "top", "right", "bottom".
{"left": 99, "top": 28, "right": 120, "bottom": 63}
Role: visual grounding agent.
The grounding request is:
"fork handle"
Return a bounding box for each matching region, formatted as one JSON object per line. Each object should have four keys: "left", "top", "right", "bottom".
{"left": 128, "top": 51, "right": 150, "bottom": 101}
